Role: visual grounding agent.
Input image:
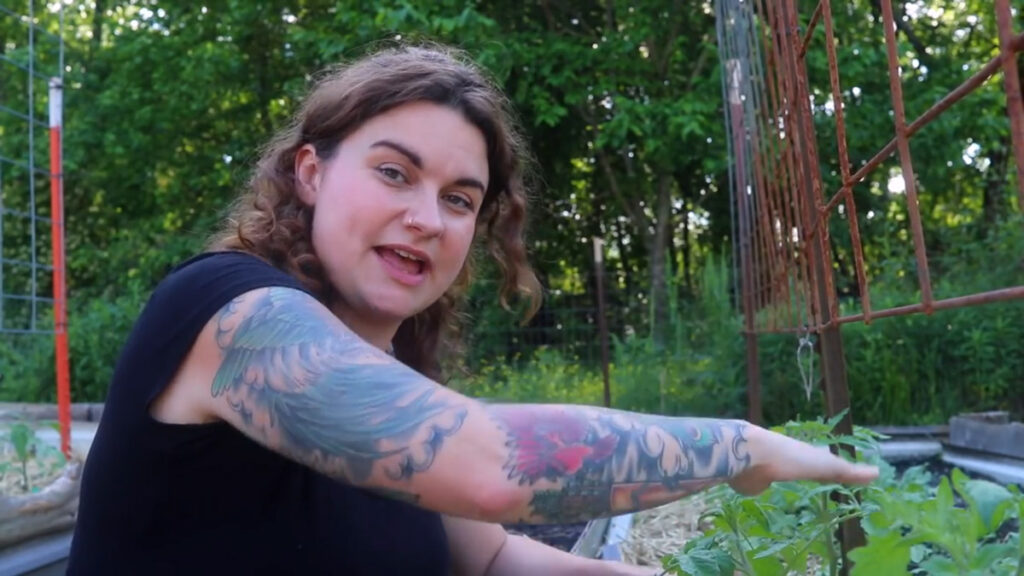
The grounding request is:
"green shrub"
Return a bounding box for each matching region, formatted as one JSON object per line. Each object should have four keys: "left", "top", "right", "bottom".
{"left": 757, "top": 294, "right": 1024, "bottom": 425}
{"left": 451, "top": 346, "right": 605, "bottom": 406}
{"left": 452, "top": 253, "right": 748, "bottom": 419}
{"left": 0, "top": 335, "right": 54, "bottom": 402}
{"left": 0, "top": 282, "right": 146, "bottom": 403}
{"left": 455, "top": 236, "right": 1023, "bottom": 427}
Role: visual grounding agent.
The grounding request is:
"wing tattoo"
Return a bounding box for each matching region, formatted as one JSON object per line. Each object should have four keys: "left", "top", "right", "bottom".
{"left": 211, "top": 288, "right": 467, "bottom": 483}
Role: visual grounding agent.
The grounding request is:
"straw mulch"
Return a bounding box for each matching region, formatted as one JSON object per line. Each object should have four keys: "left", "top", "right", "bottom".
{"left": 618, "top": 492, "right": 718, "bottom": 567}
{"left": 618, "top": 492, "right": 824, "bottom": 575}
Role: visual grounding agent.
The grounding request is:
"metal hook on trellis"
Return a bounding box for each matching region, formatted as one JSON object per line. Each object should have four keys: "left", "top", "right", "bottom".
{"left": 797, "top": 327, "right": 816, "bottom": 402}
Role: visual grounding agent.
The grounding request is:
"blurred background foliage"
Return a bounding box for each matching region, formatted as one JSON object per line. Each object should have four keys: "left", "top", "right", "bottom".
{"left": 0, "top": 0, "right": 1020, "bottom": 425}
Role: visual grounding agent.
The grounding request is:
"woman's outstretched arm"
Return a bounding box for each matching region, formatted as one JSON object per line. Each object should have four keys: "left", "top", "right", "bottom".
{"left": 171, "top": 286, "right": 876, "bottom": 524}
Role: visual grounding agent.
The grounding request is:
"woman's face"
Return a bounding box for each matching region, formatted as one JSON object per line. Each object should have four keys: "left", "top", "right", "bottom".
{"left": 295, "top": 101, "right": 488, "bottom": 344}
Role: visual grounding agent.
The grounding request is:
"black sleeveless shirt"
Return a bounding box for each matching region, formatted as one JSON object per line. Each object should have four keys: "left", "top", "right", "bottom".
{"left": 67, "top": 251, "right": 451, "bottom": 575}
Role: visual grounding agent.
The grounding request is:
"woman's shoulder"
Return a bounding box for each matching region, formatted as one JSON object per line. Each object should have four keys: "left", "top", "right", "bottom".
{"left": 153, "top": 250, "right": 309, "bottom": 301}
{"left": 119, "top": 250, "right": 313, "bottom": 371}
{"left": 167, "top": 249, "right": 281, "bottom": 281}
{"left": 109, "top": 251, "right": 315, "bottom": 426}
{"left": 124, "top": 250, "right": 314, "bottom": 355}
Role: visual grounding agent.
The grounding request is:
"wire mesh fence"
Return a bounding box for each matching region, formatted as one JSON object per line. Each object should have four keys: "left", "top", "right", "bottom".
{"left": 717, "top": 0, "right": 1024, "bottom": 337}
{"left": 462, "top": 266, "right": 640, "bottom": 371}
{"left": 1, "top": 1, "right": 65, "bottom": 336}
{"left": 1, "top": 1, "right": 72, "bottom": 455}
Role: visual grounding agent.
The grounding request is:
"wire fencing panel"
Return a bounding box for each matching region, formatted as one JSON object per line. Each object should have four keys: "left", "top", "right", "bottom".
{"left": 1, "top": 1, "right": 64, "bottom": 336}
{"left": 717, "top": 0, "right": 1024, "bottom": 337}
{"left": 463, "top": 267, "right": 622, "bottom": 371}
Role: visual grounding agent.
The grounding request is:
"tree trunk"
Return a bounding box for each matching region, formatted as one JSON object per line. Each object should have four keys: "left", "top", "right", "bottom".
{"left": 682, "top": 198, "right": 692, "bottom": 293}
{"left": 830, "top": 233, "right": 855, "bottom": 298}
{"left": 612, "top": 219, "right": 636, "bottom": 311}
{"left": 0, "top": 461, "right": 81, "bottom": 548}
{"left": 0, "top": 30, "right": 5, "bottom": 104}
{"left": 672, "top": 170, "right": 697, "bottom": 294}
{"left": 667, "top": 207, "right": 679, "bottom": 289}
{"left": 649, "top": 173, "right": 673, "bottom": 349}
{"left": 90, "top": 0, "right": 105, "bottom": 61}
{"left": 982, "top": 142, "right": 1008, "bottom": 231}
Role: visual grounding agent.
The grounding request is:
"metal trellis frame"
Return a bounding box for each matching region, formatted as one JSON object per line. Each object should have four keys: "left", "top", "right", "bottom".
{"left": 0, "top": 0, "right": 70, "bottom": 457}
{"left": 716, "top": 0, "right": 1023, "bottom": 569}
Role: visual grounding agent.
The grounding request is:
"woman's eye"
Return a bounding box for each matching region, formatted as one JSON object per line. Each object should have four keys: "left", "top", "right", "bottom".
{"left": 445, "top": 194, "right": 474, "bottom": 211}
{"left": 378, "top": 166, "right": 407, "bottom": 183}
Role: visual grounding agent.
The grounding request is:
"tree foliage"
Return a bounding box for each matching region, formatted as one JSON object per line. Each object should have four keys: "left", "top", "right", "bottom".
{"left": 0, "top": 1, "right": 1020, "bottom": 413}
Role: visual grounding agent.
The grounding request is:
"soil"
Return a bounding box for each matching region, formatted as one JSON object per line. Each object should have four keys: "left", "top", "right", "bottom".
{"left": 503, "top": 521, "right": 590, "bottom": 552}
{"left": 891, "top": 456, "right": 995, "bottom": 485}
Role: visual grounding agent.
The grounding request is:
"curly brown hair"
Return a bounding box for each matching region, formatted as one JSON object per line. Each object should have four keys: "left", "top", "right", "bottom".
{"left": 207, "top": 44, "right": 542, "bottom": 381}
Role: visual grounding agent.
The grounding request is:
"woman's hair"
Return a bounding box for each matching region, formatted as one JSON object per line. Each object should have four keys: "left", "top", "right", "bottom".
{"left": 207, "top": 43, "right": 542, "bottom": 381}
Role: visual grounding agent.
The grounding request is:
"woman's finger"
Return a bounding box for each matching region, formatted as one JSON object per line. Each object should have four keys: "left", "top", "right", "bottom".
{"left": 837, "top": 462, "right": 879, "bottom": 484}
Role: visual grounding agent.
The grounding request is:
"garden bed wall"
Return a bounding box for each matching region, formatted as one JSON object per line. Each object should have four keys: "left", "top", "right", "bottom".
{"left": 948, "top": 412, "right": 1024, "bottom": 460}
{"left": 0, "top": 403, "right": 104, "bottom": 424}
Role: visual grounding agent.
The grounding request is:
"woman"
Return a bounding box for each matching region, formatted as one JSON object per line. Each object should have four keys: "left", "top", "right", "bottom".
{"left": 67, "top": 44, "right": 877, "bottom": 575}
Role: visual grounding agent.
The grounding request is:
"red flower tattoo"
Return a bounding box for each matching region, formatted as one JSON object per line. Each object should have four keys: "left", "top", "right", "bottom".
{"left": 496, "top": 407, "right": 619, "bottom": 484}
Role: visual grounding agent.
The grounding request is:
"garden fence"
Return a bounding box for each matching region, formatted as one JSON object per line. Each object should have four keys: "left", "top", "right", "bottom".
{"left": 0, "top": 0, "right": 70, "bottom": 455}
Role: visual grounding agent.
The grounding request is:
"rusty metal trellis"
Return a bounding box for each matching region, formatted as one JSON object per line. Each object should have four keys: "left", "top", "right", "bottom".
{"left": 716, "top": 0, "right": 1024, "bottom": 408}
{"left": 715, "top": 0, "right": 1023, "bottom": 567}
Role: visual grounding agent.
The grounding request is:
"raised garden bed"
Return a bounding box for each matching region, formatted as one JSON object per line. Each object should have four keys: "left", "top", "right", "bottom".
{"left": 0, "top": 404, "right": 103, "bottom": 422}
{"left": 0, "top": 422, "right": 82, "bottom": 549}
{"left": 948, "top": 411, "right": 1024, "bottom": 460}
{"left": 598, "top": 420, "right": 1024, "bottom": 575}
{"left": 5, "top": 407, "right": 1023, "bottom": 574}
{"left": 0, "top": 417, "right": 81, "bottom": 576}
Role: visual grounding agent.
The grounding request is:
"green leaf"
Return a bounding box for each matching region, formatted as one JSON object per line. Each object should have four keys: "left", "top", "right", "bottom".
{"left": 748, "top": 552, "right": 786, "bottom": 576}
{"left": 752, "top": 537, "right": 794, "bottom": 559}
{"left": 969, "top": 542, "right": 1017, "bottom": 572}
{"left": 848, "top": 531, "right": 913, "bottom": 576}
{"left": 961, "top": 479, "right": 1014, "bottom": 533}
{"left": 799, "top": 483, "right": 846, "bottom": 501}
{"left": 9, "top": 423, "right": 32, "bottom": 463}
{"left": 667, "top": 548, "right": 735, "bottom": 576}
{"left": 825, "top": 408, "right": 849, "bottom": 430}
{"left": 910, "top": 544, "right": 928, "bottom": 564}
{"left": 936, "top": 477, "right": 955, "bottom": 516}
{"left": 861, "top": 507, "right": 897, "bottom": 536}
{"left": 1018, "top": 491, "right": 1024, "bottom": 571}
{"left": 917, "top": 554, "right": 958, "bottom": 575}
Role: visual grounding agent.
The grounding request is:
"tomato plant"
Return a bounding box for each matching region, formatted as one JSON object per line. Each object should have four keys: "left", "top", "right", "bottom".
{"left": 662, "top": 415, "right": 1022, "bottom": 576}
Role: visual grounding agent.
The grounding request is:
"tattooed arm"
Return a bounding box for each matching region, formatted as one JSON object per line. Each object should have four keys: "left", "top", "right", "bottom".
{"left": 177, "top": 286, "right": 876, "bottom": 524}
{"left": 485, "top": 404, "right": 754, "bottom": 523}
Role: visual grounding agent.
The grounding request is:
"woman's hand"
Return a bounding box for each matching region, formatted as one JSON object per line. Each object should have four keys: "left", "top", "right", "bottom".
{"left": 727, "top": 426, "right": 879, "bottom": 496}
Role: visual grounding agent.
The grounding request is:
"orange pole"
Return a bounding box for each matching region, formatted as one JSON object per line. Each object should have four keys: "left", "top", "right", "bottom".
{"left": 49, "top": 78, "right": 71, "bottom": 459}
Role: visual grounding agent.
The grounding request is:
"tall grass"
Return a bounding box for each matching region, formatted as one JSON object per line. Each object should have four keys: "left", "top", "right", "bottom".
{"left": 454, "top": 253, "right": 748, "bottom": 419}
{"left": 454, "top": 236, "right": 1024, "bottom": 425}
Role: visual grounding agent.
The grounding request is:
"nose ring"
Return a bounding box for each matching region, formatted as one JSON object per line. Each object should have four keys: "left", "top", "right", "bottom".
{"left": 405, "top": 216, "right": 418, "bottom": 228}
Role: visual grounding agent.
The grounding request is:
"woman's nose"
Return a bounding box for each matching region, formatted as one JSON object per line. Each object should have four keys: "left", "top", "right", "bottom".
{"left": 403, "top": 191, "right": 444, "bottom": 237}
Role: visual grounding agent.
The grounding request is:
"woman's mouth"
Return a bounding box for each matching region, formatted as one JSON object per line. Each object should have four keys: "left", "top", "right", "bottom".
{"left": 375, "top": 246, "right": 428, "bottom": 286}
